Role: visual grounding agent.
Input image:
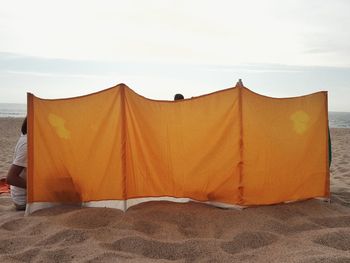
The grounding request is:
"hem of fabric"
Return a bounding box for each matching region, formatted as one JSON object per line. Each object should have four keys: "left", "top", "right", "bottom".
{"left": 25, "top": 196, "right": 331, "bottom": 215}
{"left": 25, "top": 197, "right": 245, "bottom": 215}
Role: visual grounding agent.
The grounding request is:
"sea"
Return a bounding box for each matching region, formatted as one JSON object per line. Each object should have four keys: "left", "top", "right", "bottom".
{"left": 0, "top": 103, "right": 349, "bottom": 128}
{"left": 0, "top": 103, "right": 27, "bottom": 118}
{"left": 328, "top": 112, "right": 350, "bottom": 128}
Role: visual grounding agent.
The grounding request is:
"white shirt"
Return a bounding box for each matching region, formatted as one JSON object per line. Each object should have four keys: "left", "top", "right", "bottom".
{"left": 10, "top": 134, "right": 27, "bottom": 206}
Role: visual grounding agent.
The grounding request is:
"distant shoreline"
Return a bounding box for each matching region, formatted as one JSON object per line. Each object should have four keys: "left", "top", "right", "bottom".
{"left": 0, "top": 103, "right": 350, "bottom": 128}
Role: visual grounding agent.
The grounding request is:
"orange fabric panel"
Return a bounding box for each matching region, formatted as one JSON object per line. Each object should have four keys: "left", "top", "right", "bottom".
{"left": 124, "top": 88, "right": 241, "bottom": 203}
{"left": 28, "top": 87, "right": 124, "bottom": 203}
{"left": 241, "top": 88, "right": 329, "bottom": 205}
{"left": 27, "top": 84, "right": 329, "bottom": 207}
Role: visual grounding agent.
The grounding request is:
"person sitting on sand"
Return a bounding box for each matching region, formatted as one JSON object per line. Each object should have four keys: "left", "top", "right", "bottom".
{"left": 6, "top": 117, "right": 27, "bottom": 210}
{"left": 174, "top": 94, "right": 184, "bottom": 100}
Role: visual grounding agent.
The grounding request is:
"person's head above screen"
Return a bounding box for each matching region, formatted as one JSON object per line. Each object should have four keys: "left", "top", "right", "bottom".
{"left": 174, "top": 94, "right": 184, "bottom": 100}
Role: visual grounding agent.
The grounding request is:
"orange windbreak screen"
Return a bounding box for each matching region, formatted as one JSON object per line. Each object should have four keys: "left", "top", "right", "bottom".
{"left": 27, "top": 84, "right": 329, "bottom": 206}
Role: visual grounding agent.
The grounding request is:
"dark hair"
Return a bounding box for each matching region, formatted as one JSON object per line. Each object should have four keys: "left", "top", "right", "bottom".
{"left": 174, "top": 94, "right": 184, "bottom": 100}
{"left": 21, "top": 117, "right": 27, "bottom": 135}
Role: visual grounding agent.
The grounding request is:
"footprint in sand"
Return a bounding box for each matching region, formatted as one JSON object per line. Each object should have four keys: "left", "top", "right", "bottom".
{"left": 160, "top": 211, "right": 199, "bottom": 238}
{"left": 313, "top": 231, "right": 350, "bottom": 251}
{"left": 310, "top": 216, "right": 350, "bottom": 228}
{"left": 132, "top": 220, "right": 160, "bottom": 235}
{"left": 38, "top": 247, "right": 75, "bottom": 262}
{"left": 28, "top": 222, "right": 50, "bottom": 236}
{"left": 62, "top": 208, "right": 123, "bottom": 229}
{"left": 35, "top": 229, "right": 88, "bottom": 247}
{"left": 265, "top": 219, "right": 321, "bottom": 234}
{"left": 300, "top": 256, "right": 350, "bottom": 263}
{"left": 1, "top": 218, "right": 27, "bottom": 231}
{"left": 101, "top": 236, "right": 206, "bottom": 261}
{"left": 0, "top": 237, "right": 34, "bottom": 254}
{"left": 86, "top": 252, "right": 132, "bottom": 263}
{"left": 220, "top": 231, "right": 278, "bottom": 254}
{"left": 7, "top": 248, "right": 40, "bottom": 262}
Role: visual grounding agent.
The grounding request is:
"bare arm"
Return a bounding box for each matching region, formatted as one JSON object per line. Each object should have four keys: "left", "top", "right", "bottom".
{"left": 6, "top": 164, "right": 26, "bottom": 189}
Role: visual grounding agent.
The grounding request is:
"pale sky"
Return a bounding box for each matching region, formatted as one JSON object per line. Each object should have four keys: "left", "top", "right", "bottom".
{"left": 0, "top": 0, "right": 349, "bottom": 111}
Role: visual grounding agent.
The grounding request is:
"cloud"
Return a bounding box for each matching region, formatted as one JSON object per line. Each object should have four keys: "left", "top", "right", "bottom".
{"left": 1, "top": 1, "right": 350, "bottom": 67}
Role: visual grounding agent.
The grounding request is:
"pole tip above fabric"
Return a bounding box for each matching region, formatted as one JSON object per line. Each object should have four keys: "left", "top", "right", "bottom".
{"left": 235, "top": 79, "right": 244, "bottom": 88}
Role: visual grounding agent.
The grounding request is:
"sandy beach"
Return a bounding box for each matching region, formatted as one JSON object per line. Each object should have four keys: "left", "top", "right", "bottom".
{"left": 0, "top": 117, "right": 349, "bottom": 262}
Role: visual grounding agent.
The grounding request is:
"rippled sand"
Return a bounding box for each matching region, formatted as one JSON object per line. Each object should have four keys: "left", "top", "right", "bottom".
{"left": 1, "top": 118, "right": 349, "bottom": 262}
